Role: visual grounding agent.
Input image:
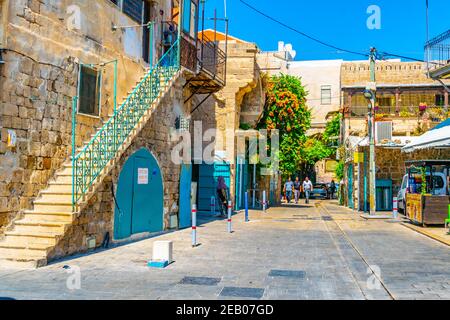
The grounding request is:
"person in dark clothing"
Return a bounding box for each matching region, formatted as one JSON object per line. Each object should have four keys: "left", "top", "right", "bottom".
{"left": 329, "top": 180, "right": 336, "bottom": 199}
{"left": 216, "top": 176, "right": 228, "bottom": 217}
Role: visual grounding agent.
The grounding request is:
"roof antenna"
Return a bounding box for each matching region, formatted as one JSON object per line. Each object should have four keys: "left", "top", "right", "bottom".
{"left": 224, "top": 0, "right": 227, "bottom": 19}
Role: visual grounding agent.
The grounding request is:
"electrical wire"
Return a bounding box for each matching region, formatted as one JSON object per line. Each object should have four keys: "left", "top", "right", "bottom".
{"left": 240, "top": 0, "right": 438, "bottom": 64}
{"left": 239, "top": 0, "right": 369, "bottom": 58}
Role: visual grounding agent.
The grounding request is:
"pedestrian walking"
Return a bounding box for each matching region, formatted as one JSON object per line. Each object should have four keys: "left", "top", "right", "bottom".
{"left": 329, "top": 180, "right": 336, "bottom": 199}
{"left": 284, "top": 177, "right": 294, "bottom": 204}
{"left": 303, "top": 177, "right": 313, "bottom": 204}
{"left": 294, "top": 177, "right": 301, "bottom": 204}
{"left": 216, "top": 176, "right": 228, "bottom": 217}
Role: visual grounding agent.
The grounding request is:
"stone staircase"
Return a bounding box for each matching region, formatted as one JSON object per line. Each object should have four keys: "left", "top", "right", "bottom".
{"left": 0, "top": 63, "right": 181, "bottom": 268}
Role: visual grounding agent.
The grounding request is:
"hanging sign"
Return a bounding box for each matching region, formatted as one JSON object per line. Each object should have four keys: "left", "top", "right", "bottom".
{"left": 138, "top": 168, "right": 149, "bottom": 185}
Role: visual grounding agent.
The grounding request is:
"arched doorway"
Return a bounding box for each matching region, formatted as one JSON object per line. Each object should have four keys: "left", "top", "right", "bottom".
{"left": 114, "top": 148, "right": 163, "bottom": 239}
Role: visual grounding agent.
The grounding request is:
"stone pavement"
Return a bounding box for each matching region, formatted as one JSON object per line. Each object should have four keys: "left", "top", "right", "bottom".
{"left": 0, "top": 200, "right": 449, "bottom": 300}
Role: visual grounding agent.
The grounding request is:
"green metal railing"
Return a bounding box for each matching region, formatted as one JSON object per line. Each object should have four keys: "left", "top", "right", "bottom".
{"left": 72, "top": 39, "right": 180, "bottom": 209}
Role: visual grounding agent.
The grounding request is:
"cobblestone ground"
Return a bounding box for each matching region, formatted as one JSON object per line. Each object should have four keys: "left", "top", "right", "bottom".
{"left": 0, "top": 201, "right": 449, "bottom": 300}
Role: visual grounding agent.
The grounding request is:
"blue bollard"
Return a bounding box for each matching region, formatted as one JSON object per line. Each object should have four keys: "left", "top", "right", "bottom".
{"left": 245, "top": 192, "right": 249, "bottom": 222}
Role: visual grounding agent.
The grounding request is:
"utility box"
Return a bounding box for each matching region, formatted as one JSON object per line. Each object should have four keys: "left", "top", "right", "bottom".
{"left": 152, "top": 240, "right": 173, "bottom": 264}
{"left": 376, "top": 179, "right": 393, "bottom": 211}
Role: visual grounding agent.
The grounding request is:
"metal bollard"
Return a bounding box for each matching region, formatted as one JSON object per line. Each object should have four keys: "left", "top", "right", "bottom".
{"left": 263, "top": 190, "right": 267, "bottom": 213}
{"left": 210, "top": 196, "right": 215, "bottom": 215}
{"left": 227, "top": 201, "right": 232, "bottom": 233}
{"left": 192, "top": 204, "right": 197, "bottom": 247}
{"left": 393, "top": 197, "right": 398, "bottom": 219}
{"left": 245, "top": 192, "right": 249, "bottom": 222}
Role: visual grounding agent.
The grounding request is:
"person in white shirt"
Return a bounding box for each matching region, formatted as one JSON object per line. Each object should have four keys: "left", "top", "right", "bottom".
{"left": 302, "top": 177, "right": 313, "bottom": 204}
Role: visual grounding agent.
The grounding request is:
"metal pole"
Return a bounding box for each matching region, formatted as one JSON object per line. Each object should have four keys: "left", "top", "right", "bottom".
{"left": 252, "top": 164, "right": 256, "bottom": 208}
{"left": 177, "top": 0, "right": 183, "bottom": 67}
{"left": 71, "top": 96, "right": 78, "bottom": 212}
{"left": 227, "top": 200, "right": 232, "bottom": 233}
{"left": 238, "top": 157, "right": 243, "bottom": 209}
{"left": 393, "top": 197, "right": 398, "bottom": 219}
{"left": 263, "top": 190, "right": 267, "bottom": 212}
{"left": 149, "top": 22, "right": 154, "bottom": 68}
{"left": 191, "top": 204, "right": 197, "bottom": 247}
{"left": 244, "top": 191, "right": 249, "bottom": 222}
{"left": 369, "top": 48, "right": 377, "bottom": 215}
{"left": 113, "top": 60, "right": 118, "bottom": 113}
{"left": 210, "top": 195, "right": 215, "bottom": 215}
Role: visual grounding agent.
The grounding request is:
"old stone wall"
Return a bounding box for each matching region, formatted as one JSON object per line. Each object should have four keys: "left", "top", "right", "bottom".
{"left": 47, "top": 78, "right": 187, "bottom": 260}
{"left": 341, "top": 61, "right": 437, "bottom": 86}
{"left": 0, "top": 0, "right": 174, "bottom": 231}
{"left": 190, "top": 41, "right": 262, "bottom": 201}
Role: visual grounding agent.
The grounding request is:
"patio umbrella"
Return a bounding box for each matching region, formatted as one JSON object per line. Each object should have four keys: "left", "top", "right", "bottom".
{"left": 402, "top": 118, "right": 450, "bottom": 152}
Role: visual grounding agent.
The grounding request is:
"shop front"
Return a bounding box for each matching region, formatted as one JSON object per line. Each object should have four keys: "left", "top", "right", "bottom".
{"left": 404, "top": 160, "right": 450, "bottom": 226}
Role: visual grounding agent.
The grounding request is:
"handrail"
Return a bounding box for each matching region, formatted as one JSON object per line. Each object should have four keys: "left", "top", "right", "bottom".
{"left": 72, "top": 39, "right": 180, "bottom": 209}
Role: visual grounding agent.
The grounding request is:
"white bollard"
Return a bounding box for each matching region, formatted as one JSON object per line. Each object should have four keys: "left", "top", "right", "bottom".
{"left": 263, "top": 190, "right": 267, "bottom": 212}
{"left": 393, "top": 197, "right": 398, "bottom": 219}
{"left": 152, "top": 241, "right": 173, "bottom": 264}
{"left": 227, "top": 201, "right": 232, "bottom": 233}
{"left": 192, "top": 204, "right": 197, "bottom": 247}
{"left": 210, "top": 196, "right": 215, "bottom": 215}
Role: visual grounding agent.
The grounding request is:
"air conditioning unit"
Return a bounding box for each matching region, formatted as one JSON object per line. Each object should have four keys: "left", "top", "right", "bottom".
{"left": 375, "top": 121, "right": 393, "bottom": 143}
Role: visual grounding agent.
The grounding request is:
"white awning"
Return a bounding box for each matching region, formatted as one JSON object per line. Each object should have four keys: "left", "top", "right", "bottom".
{"left": 402, "top": 125, "right": 450, "bottom": 153}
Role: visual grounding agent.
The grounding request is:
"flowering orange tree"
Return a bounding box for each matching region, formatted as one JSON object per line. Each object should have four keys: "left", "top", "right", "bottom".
{"left": 258, "top": 74, "right": 311, "bottom": 175}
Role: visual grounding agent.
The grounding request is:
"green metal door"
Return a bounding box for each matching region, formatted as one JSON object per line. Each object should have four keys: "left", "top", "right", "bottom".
{"left": 179, "top": 164, "right": 192, "bottom": 228}
{"left": 347, "top": 164, "right": 354, "bottom": 209}
{"left": 114, "top": 148, "right": 163, "bottom": 239}
{"left": 198, "top": 162, "right": 230, "bottom": 214}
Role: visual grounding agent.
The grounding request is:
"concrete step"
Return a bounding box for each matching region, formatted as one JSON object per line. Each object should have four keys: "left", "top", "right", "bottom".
{"left": 3, "top": 234, "right": 58, "bottom": 246}
{"left": 33, "top": 202, "right": 72, "bottom": 213}
{"left": 42, "top": 184, "right": 72, "bottom": 194}
{"left": 0, "top": 248, "right": 47, "bottom": 260}
{"left": 23, "top": 211, "right": 74, "bottom": 223}
{"left": 14, "top": 221, "right": 66, "bottom": 234}
{"left": 36, "top": 194, "right": 72, "bottom": 204}
{"left": 0, "top": 258, "right": 42, "bottom": 269}
{"left": 0, "top": 238, "right": 53, "bottom": 251}
{"left": 52, "top": 175, "right": 73, "bottom": 184}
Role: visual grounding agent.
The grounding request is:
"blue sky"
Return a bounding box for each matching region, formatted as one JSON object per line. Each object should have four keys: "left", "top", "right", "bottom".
{"left": 203, "top": 0, "right": 450, "bottom": 61}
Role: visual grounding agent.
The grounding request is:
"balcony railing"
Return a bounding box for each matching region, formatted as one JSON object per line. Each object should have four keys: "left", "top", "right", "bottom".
{"left": 425, "top": 29, "right": 450, "bottom": 78}
{"left": 346, "top": 105, "right": 449, "bottom": 121}
{"left": 197, "top": 33, "right": 227, "bottom": 87}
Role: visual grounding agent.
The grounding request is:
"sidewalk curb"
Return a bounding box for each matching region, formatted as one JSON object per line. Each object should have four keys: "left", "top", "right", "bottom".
{"left": 401, "top": 222, "right": 450, "bottom": 246}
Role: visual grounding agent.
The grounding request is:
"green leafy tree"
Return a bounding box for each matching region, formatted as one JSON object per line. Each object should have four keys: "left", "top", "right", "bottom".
{"left": 257, "top": 74, "right": 311, "bottom": 175}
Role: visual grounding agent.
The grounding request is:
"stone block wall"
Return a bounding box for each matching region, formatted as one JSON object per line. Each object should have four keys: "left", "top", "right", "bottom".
{"left": 190, "top": 41, "right": 262, "bottom": 202}
{"left": 0, "top": 0, "right": 170, "bottom": 231}
{"left": 47, "top": 78, "right": 187, "bottom": 261}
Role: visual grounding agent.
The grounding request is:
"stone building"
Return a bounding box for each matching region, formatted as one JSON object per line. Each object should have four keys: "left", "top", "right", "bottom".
{"left": 341, "top": 60, "right": 450, "bottom": 140}
{"left": 0, "top": 0, "right": 226, "bottom": 266}
{"left": 340, "top": 60, "right": 450, "bottom": 211}
{"left": 190, "top": 32, "right": 281, "bottom": 212}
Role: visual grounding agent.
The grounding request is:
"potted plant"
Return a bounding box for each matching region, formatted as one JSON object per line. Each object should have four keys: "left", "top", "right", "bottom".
{"left": 419, "top": 102, "right": 427, "bottom": 112}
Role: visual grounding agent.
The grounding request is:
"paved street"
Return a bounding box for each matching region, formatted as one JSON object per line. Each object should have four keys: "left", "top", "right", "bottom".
{"left": 0, "top": 201, "right": 449, "bottom": 300}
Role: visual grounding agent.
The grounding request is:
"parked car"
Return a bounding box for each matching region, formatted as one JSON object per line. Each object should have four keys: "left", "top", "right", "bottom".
{"left": 311, "top": 183, "right": 328, "bottom": 199}
{"left": 397, "top": 172, "right": 447, "bottom": 214}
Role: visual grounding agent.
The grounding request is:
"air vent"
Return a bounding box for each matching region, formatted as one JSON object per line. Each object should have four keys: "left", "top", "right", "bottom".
{"left": 375, "top": 121, "right": 393, "bottom": 143}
